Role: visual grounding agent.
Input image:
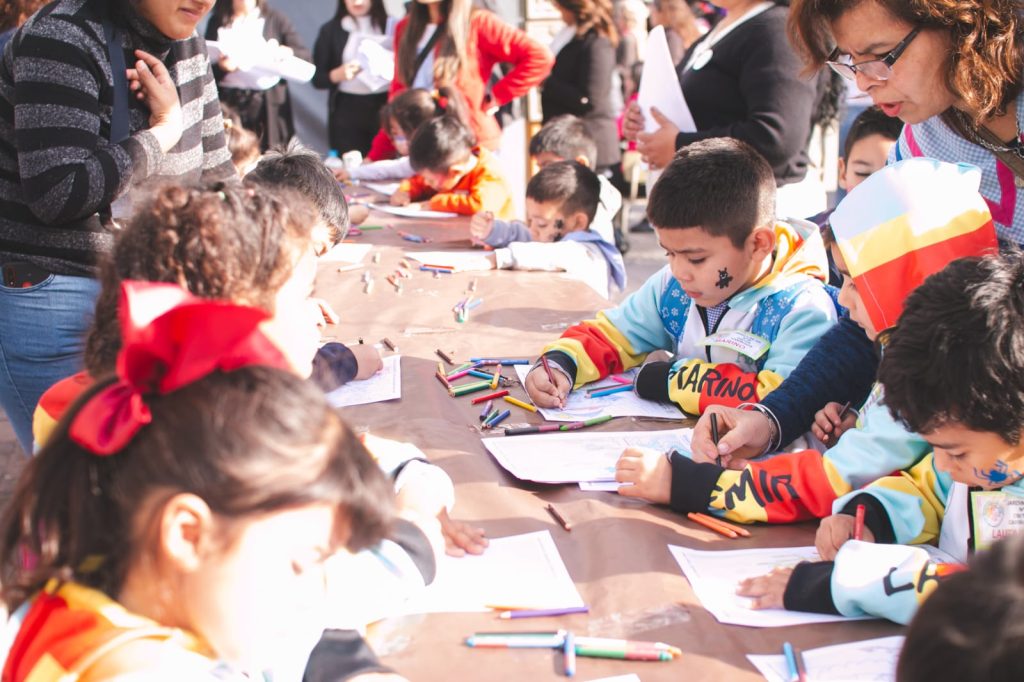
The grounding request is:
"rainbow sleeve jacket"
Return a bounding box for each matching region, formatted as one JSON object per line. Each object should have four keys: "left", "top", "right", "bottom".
{"left": 541, "top": 220, "right": 837, "bottom": 416}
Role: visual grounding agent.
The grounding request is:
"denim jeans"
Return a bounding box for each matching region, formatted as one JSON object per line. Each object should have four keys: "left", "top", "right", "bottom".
{"left": 0, "top": 273, "right": 100, "bottom": 455}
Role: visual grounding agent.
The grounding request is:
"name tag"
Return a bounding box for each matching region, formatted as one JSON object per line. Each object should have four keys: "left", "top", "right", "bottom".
{"left": 971, "top": 490, "right": 1024, "bottom": 552}
{"left": 699, "top": 330, "right": 770, "bottom": 361}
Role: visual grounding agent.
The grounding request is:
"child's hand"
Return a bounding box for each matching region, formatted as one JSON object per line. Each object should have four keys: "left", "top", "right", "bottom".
{"left": 349, "top": 203, "right": 369, "bottom": 225}
{"left": 736, "top": 566, "right": 795, "bottom": 609}
{"left": 470, "top": 211, "right": 494, "bottom": 244}
{"left": 524, "top": 365, "right": 569, "bottom": 408}
{"left": 815, "top": 513, "right": 875, "bottom": 561}
{"left": 332, "top": 166, "right": 350, "bottom": 182}
{"left": 690, "top": 406, "right": 772, "bottom": 468}
{"left": 390, "top": 190, "right": 411, "bottom": 206}
{"left": 351, "top": 344, "right": 383, "bottom": 380}
{"left": 812, "top": 402, "right": 858, "bottom": 446}
{"left": 310, "top": 297, "right": 339, "bottom": 327}
{"left": 615, "top": 447, "right": 672, "bottom": 504}
{"left": 438, "top": 508, "right": 488, "bottom": 557}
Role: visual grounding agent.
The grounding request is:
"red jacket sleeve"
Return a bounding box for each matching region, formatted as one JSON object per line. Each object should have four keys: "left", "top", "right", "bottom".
{"left": 473, "top": 11, "right": 553, "bottom": 106}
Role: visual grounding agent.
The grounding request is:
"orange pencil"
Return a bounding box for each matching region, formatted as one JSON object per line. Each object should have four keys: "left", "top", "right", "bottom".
{"left": 691, "top": 512, "right": 751, "bottom": 537}
{"left": 687, "top": 512, "right": 738, "bottom": 539}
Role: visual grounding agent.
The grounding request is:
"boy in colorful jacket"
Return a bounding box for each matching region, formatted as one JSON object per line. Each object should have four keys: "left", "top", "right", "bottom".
{"left": 611, "top": 159, "right": 999, "bottom": 520}
{"left": 737, "top": 252, "right": 1024, "bottom": 625}
{"left": 524, "top": 138, "right": 837, "bottom": 415}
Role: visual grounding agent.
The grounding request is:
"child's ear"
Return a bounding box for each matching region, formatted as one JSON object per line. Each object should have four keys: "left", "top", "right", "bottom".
{"left": 748, "top": 223, "right": 777, "bottom": 258}
{"left": 566, "top": 211, "right": 590, "bottom": 233}
{"left": 837, "top": 157, "right": 848, "bottom": 191}
{"left": 158, "top": 493, "right": 216, "bottom": 572}
{"left": 574, "top": 154, "right": 593, "bottom": 169}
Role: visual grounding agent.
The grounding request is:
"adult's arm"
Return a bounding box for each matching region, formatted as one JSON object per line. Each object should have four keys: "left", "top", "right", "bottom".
{"left": 474, "top": 10, "right": 553, "bottom": 106}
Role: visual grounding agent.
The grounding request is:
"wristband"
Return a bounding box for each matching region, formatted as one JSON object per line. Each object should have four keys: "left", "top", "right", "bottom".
{"left": 738, "top": 403, "right": 781, "bottom": 455}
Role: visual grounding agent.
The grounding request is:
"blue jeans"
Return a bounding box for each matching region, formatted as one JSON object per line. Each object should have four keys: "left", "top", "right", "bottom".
{"left": 0, "top": 273, "right": 100, "bottom": 455}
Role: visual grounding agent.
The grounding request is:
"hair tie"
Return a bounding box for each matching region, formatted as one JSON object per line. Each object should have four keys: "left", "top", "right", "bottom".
{"left": 68, "top": 281, "right": 290, "bottom": 455}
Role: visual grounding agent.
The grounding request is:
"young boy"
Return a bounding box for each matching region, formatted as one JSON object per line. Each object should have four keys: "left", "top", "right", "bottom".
{"left": 736, "top": 251, "right": 1024, "bottom": 626}
{"left": 390, "top": 116, "right": 514, "bottom": 219}
{"left": 472, "top": 161, "right": 625, "bottom": 298}
{"left": 524, "top": 138, "right": 837, "bottom": 414}
{"left": 470, "top": 115, "right": 621, "bottom": 246}
{"left": 615, "top": 159, "right": 998, "bottom": 524}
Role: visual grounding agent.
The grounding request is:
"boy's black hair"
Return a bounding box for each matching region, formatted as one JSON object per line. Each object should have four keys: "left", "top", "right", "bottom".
{"left": 646, "top": 138, "right": 776, "bottom": 247}
{"left": 897, "top": 535, "right": 1024, "bottom": 682}
{"left": 528, "top": 115, "right": 599, "bottom": 169}
{"left": 408, "top": 116, "right": 477, "bottom": 174}
{"left": 878, "top": 252, "right": 1024, "bottom": 444}
{"left": 246, "top": 140, "right": 349, "bottom": 246}
{"left": 526, "top": 161, "right": 602, "bottom": 225}
{"left": 843, "top": 105, "right": 904, "bottom": 159}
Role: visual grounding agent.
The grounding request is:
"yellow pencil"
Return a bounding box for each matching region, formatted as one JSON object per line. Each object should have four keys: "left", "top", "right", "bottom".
{"left": 504, "top": 396, "right": 538, "bottom": 413}
{"left": 490, "top": 369, "right": 500, "bottom": 389}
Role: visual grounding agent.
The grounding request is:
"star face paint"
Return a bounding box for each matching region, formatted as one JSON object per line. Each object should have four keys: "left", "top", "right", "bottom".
{"left": 716, "top": 268, "right": 734, "bottom": 289}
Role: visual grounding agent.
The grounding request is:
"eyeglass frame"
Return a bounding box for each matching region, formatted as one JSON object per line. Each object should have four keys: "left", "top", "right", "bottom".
{"left": 826, "top": 27, "right": 921, "bottom": 82}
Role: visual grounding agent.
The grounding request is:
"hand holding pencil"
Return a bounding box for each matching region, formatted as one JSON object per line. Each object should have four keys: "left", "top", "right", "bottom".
{"left": 524, "top": 361, "right": 570, "bottom": 408}
{"left": 814, "top": 511, "right": 875, "bottom": 560}
{"left": 811, "top": 401, "right": 858, "bottom": 445}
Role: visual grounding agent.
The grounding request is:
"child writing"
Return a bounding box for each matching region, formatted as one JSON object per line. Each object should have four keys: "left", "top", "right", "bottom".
{"left": 620, "top": 159, "right": 998, "bottom": 524}
{"left": 390, "top": 116, "right": 514, "bottom": 219}
{"left": 470, "top": 114, "right": 621, "bottom": 246}
{"left": 525, "top": 138, "right": 837, "bottom": 416}
{"left": 736, "top": 251, "right": 1024, "bottom": 626}
{"left": 1, "top": 283, "right": 395, "bottom": 680}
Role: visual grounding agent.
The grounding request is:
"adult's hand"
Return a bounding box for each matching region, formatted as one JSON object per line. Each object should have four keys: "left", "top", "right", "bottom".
{"left": 690, "top": 406, "right": 772, "bottom": 468}
{"left": 636, "top": 107, "right": 679, "bottom": 170}
{"left": 622, "top": 101, "right": 645, "bottom": 142}
{"left": 127, "top": 50, "right": 183, "bottom": 152}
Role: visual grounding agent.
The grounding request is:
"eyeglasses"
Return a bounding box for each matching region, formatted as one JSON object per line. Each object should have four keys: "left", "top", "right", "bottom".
{"left": 826, "top": 27, "right": 920, "bottom": 82}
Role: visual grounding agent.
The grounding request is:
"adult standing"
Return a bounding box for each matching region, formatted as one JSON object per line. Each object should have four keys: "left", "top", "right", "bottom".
{"left": 0, "top": 0, "right": 236, "bottom": 454}
{"left": 623, "top": 0, "right": 831, "bottom": 218}
{"left": 366, "top": 0, "right": 553, "bottom": 160}
{"left": 206, "top": 0, "right": 311, "bottom": 151}
{"left": 541, "top": 0, "right": 621, "bottom": 173}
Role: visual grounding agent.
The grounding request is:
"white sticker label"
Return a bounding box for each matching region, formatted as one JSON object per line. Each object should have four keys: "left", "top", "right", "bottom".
{"left": 699, "top": 330, "right": 770, "bottom": 361}
{"left": 971, "top": 490, "right": 1024, "bottom": 552}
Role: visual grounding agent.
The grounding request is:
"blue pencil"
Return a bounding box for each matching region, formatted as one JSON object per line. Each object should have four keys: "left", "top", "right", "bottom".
{"left": 470, "top": 358, "right": 531, "bottom": 365}
{"left": 782, "top": 642, "right": 799, "bottom": 682}
{"left": 564, "top": 631, "right": 576, "bottom": 677}
{"left": 485, "top": 409, "right": 511, "bottom": 428}
{"left": 588, "top": 384, "right": 633, "bottom": 398}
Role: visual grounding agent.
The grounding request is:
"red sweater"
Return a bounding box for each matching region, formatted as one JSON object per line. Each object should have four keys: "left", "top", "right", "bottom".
{"left": 368, "top": 10, "right": 552, "bottom": 160}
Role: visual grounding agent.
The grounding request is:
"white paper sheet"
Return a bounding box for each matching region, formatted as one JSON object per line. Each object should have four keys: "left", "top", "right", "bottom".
{"left": 578, "top": 480, "right": 627, "bottom": 492}
{"left": 362, "top": 181, "right": 402, "bottom": 196}
{"left": 206, "top": 40, "right": 315, "bottom": 84}
{"left": 748, "top": 636, "right": 905, "bottom": 682}
{"left": 326, "top": 354, "right": 402, "bottom": 408}
{"left": 370, "top": 203, "right": 459, "bottom": 219}
{"left": 483, "top": 428, "right": 692, "bottom": 484}
{"left": 668, "top": 545, "right": 875, "bottom": 627}
{"left": 320, "top": 243, "right": 373, "bottom": 264}
{"left": 513, "top": 367, "right": 683, "bottom": 422}
{"left": 402, "top": 531, "right": 584, "bottom": 614}
{"left": 636, "top": 27, "right": 696, "bottom": 133}
{"left": 402, "top": 250, "right": 493, "bottom": 272}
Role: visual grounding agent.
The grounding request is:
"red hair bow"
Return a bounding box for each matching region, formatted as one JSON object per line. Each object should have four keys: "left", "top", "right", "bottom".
{"left": 69, "top": 281, "right": 290, "bottom": 455}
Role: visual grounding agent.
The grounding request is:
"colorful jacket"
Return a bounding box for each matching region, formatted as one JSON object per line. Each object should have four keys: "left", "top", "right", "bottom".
{"left": 541, "top": 219, "right": 837, "bottom": 415}
{"left": 1, "top": 580, "right": 236, "bottom": 681}
{"left": 782, "top": 458, "right": 1024, "bottom": 624}
{"left": 399, "top": 147, "right": 514, "bottom": 219}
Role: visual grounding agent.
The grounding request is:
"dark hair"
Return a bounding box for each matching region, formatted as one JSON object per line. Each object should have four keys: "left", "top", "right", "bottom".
{"left": 0, "top": 366, "right": 393, "bottom": 611}
{"left": 332, "top": 0, "right": 388, "bottom": 33}
{"left": 395, "top": 0, "right": 474, "bottom": 87}
{"left": 552, "top": 0, "right": 619, "bottom": 46}
{"left": 843, "top": 105, "right": 905, "bottom": 159}
{"left": 85, "top": 184, "right": 316, "bottom": 377}
{"left": 246, "top": 140, "right": 349, "bottom": 245}
{"left": 220, "top": 102, "right": 260, "bottom": 174}
{"left": 212, "top": 0, "right": 266, "bottom": 27}
{"left": 646, "top": 138, "right": 776, "bottom": 246}
{"left": 788, "top": 0, "right": 1024, "bottom": 125}
{"left": 897, "top": 535, "right": 1024, "bottom": 682}
{"left": 529, "top": 115, "right": 599, "bottom": 169}
{"left": 408, "top": 116, "right": 476, "bottom": 174}
{"left": 0, "top": 0, "right": 47, "bottom": 32}
{"left": 878, "top": 252, "right": 1024, "bottom": 444}
{"left": 526, "top": 161, "right": 601, "bottom": 225}
{"left": 388, "top": 86, "right": 465, "bottom": 137}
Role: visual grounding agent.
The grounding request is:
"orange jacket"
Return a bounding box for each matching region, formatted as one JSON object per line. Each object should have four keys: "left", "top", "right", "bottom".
{"left": 399, "top": 147, "right": 515, "bottom": 219}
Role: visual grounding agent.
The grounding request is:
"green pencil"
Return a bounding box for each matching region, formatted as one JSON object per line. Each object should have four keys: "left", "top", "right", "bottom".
{"left": 559, "top": 415, "right": 615, "bottom": 431}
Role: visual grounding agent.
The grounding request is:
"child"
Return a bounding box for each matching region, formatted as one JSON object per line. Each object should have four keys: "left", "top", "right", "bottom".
{"left": 618, "top": 159, "right": 997, "bottom": 525}
{"left": 470, "top": 161, "right": 625, "bottom": 298}
{"left": 220, "top": 102, "right": 261, "bottom": 175}
{"left": 525, "top": 138, "right": 837, "bottom": 416}
{"left": 390, "top": 116, "right": 514, "bottom": 219}
{"left": 470, "top": 114, "right": 620, "bottom": 246}
{"left": 737, "top": 251, "right": 1024, "bottom": 626}
{"left": 0, "top": 283, "right": 394, "bottom": 679}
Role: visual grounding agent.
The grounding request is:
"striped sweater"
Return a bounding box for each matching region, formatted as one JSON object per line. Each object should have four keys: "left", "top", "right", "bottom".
{"left": 0, "top": 0, "right": 235, "bottom": 276}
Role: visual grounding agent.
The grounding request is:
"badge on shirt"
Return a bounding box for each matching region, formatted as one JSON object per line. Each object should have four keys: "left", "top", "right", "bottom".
{"left": 690, "top": 49, "right": 713, "bottom": 71}
{"left": 970, "top": 490, "right": 1024, "bottom": 552}
{"left": 699, "top": 330, "right": 770, "bottom": 360}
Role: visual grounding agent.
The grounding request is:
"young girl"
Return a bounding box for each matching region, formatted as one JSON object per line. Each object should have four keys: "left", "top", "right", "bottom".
{"left": 391, "top": 116, "right": 514, "bottom": 219}
{"left": 0, "top": 284, "right": 394, "bottom": 679}
{"left": 313, "top": 0, "right": 396, "bottom": 156}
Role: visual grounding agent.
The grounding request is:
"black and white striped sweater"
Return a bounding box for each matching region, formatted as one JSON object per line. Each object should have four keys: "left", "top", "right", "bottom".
{"left": 0, "top": 0, "right": 235, "bottom": 276}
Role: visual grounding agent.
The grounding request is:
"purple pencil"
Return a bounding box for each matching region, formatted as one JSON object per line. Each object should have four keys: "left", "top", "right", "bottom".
{"left": 499, "top": 606, "right": 589, "bottom": 620}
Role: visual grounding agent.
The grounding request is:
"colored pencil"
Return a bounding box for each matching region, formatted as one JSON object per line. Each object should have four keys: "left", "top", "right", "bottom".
{"left": 498, "top": 606, "right": 589, "bottom": 619}
{"left": 690, "top": 512, "right": 750, "bottom": 537}
{"left": 466, "top": 635, "right": 565, "bottom": 649}
{"left": 854, "top": 503, "right": 866, "bottom": 541}
{"left": 503, "top": 424, "right": 564, "bottom": 436}
{"left": 687, "top": 512, "right": 738, "bottom": 539}
{"left": 711, "top": 412, "right": 721, "bottom": 466}
{"left": 447, "top": 369, "right": 475, "bottom": 381}
{"left": 609, "top": 374, "right": 633, "bottom": 384}
{"left": 574, "top": 648, "right": 673, "bottom": 661}
{"left": 838, "top": 401, "right": 853, "bottom": 420}
{"left": 564, "top": 631, "right": 576, "bottom": 677}
{"left": 435, "top": 348, "right": 455, "bottom": 365}
{"left": 470, "top": 390, "right": 509, "bottom": 404}
{"left": 421, "top": 263, "right": 455, "bottom": 270}
{"left": 588, "top": 384, "right": 633, "bottom": 398}
{"left": 559, "top": 415, "right": 615, "bottom": 431}
{"left": 470, "top": 358, "right": 532, "bottom": 365}
{"left": 783, "top": 642, "right": 799, "bottom": 682}
{"left": 479, "top": 400, "right": 494, "bottom": 421}
{"left": 469, "top": 369, "right": 497, "bottom": 381}
{"left": 489, "top": 368, "right": 500, "bottom": 389}
{"left": 546, "top": 504, "right": 572, "bottom": 532}
{"left": 793, "top": 645, "right": 807, "bottom": 682}
{"left": 504, "top": 396, "right": 538, "bottom": 413}
{"left": 540, "top": 355, "right": 557, "bottom": 385}
{"left": 420, "top": 266, "right": 454, "bottom": 274}
{"left": 381, "top": 337, "right": 398, "bottom": 352}
{"left": 486, "top": 409, "right": 511, "bottom": 428}
{"left": 574, "top": 637, "right": 681, "bottom": 656}
{"left": 435, "top": 371, "right": 451, "bottom": 389}
{"left": 450, "top": 380, "right": 493, "bottom": 397}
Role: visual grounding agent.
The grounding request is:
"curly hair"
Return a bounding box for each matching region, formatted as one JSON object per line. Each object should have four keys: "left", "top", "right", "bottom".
{"left": 788, "top": 0, "right": 1024, "bottom": 124}
{"left": 84, "top": 183, "right": 316, "bottom": 376}
{"left": 0, "top": 0, "right": 47, "bottom": 32}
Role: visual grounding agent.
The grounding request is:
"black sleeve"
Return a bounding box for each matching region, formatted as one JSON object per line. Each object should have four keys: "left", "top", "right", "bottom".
{"left": 634, "top": 361, "right": 671, "bottom": 402}
{"left": 667, "top": 452, "right": 725, "bottom": 514}
{"left": 783, "top": 561, "right": 840, "bottom": 614}
{"left": 837, "top": 493, "right": 897, "bottom": 544}
{"left": 543, "top": 350, "right": 578, "bottom": 386}
{"left": 303, "top": 629, "right": 392, "bottom": 682}
{"left": 311, "top": 342, "right": 359, "bottom": 392}
{"left": 542, "top": 41, "right": 593, "bottom": 116}
{"left": 312, "top": 22, "right": 343, "bottom": 90}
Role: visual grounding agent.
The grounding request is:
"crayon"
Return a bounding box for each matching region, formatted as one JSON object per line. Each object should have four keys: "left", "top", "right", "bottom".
{"left": 503, "top": 396, "right": 538, "bottom": 413}
{"left": 546, "top": 503, "right": 572, "bottom": 532}
{"left": 470, "top": 389, "right": 510, "bottom": 404}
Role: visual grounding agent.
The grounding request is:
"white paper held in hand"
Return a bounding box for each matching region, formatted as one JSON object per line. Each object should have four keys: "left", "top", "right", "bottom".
{"left": 636, "top": 27, "right": 696, "bottom": 134}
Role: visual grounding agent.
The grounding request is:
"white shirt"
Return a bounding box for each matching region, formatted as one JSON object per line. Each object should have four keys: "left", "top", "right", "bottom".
{"left": 338, "top": 15, "right": 396, "bottom": 94}
{"left": 411, "top": 24, "right": 438, "bottom": 90}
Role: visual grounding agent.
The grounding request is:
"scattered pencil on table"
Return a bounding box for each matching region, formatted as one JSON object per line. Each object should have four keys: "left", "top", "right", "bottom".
{"left": 563, "top": 630, "right": 576, "bottom": 677}
{"left": 435, "top": 348, "right": 455, "bottom": 365}
{"left": 690, "top": 511, "right": 750, "bottom": 537}
{"left": 499, "top": 606, "right": 589, "bottom": 619}
{"left": 468, "top": 369, "right": 497, "bottom": 381}
{"left": 503, "top": 424, "right": 564, "bottom": 436}
{"left": 450, "top": 380, "right": 493, "bottom": 397}
{"left": 420, "top": 265, "right": 454, "bottom": 274}
{"left": 465, "top": 632, "right": 568, "bottom": 649}
{"left": 546, "top": 503, "right": 572, "bottom": 532}
{"left": 556, "top": 415, "right": 615, "bottom": 432}
{"left": 336, "top": 263, "right": 365, "bottom": 273}
{"left": 783, "top": 642, "right": 802, "bottom": 682}
{"left": 398, "top": 230, "right": 429, "bottom": 243}
{"left": 471, "top": 358, "right": 532, "bottom": 365}
{"left": 434, "top": 371, "right": 451, "bottom": 390}
{"left": 587, "top": 384, "right": 633, "bottom": 398}
{"left": 464, "top": 632, "right": 680, "bottom": 662}
{"left": 793, "top": 643, "right": 807, "bottom": 682}
{"left": 686, "top": 512, "right": 739, "bottom": 539}
{"left": 479, "top": 400, "right": 494, "bottom": 421}
{"left": 484, "top": 409, "right": 511, "bottom": 429}
{"left": 489, "top": 369, "right": 500, "bottom": 389}
{"left": 504, "top": 395, "right": 537, "bottom": 413}
{"left": 381, "top": 337, "right": 398, "bottom": 352}
{"left": 854, "top": 502, "right": 866, "bottom": 541}
{"left": 470, "top": 389, "right": 509, "bottom": 404}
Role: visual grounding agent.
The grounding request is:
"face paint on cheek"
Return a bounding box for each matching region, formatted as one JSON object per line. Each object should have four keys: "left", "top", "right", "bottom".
{"left": 716, "top": 268, "right": 734, "bottom": 289}
{"left": 973, "top": 460, "right": 1022, "bottom": 486}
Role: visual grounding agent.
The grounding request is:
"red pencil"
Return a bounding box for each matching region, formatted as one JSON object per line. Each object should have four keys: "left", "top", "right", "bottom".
{"left": 540, "top": 355, "right": 556, "bottom": 385}
{"left": 854, "top": 503, "right": 866, "bottom": 541}
{"left": 690, "top": 512, "right": 751, "bottom": 537}
{"left": 470, "top": 389, "right": 509, "bottom": 404}
{"left": 687, "top": 512, "right": 738, "bottom": 539}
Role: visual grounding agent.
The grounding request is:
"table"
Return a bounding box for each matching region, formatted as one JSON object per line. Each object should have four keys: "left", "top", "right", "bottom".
{"left": 317, "top": 207, "right": 903, "bottom": 681}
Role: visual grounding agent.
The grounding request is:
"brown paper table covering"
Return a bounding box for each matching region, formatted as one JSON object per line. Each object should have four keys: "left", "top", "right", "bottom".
{"left": 316, "top": 208, "right": 902, "bottom": 681}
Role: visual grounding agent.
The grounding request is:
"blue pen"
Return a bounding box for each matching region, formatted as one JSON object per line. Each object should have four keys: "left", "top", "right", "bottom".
{"left": 486, "top": 409, "right": 511, "bottom": 428}
{"left": 782, "top": 642, "right": 799, "bottom": 682}
{"left": 588, "top": 384, "right": 634, "bottom": 398}
{"left": 563, "top": 631, "right": 576, "bottom": 677}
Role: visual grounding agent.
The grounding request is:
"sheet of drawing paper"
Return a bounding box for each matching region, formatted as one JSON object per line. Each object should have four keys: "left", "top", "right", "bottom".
{"left": 513, "top": 366, "right": 683, "bottom": 422}
{"left": 748, "top": 636, "right": 904, "bottom": 681}
{"left": 326, "top": 354, "right": 402, "bottom": 408}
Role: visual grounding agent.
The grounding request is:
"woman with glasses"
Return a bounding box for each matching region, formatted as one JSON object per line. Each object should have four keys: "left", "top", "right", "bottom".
{"left": 790, "top": 0, "right": 1024, "bottom": 245}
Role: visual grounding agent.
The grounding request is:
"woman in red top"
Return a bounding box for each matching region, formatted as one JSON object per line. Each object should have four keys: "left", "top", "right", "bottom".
{"left": 367, "top": 0, "right": 553, "bottom": 160}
